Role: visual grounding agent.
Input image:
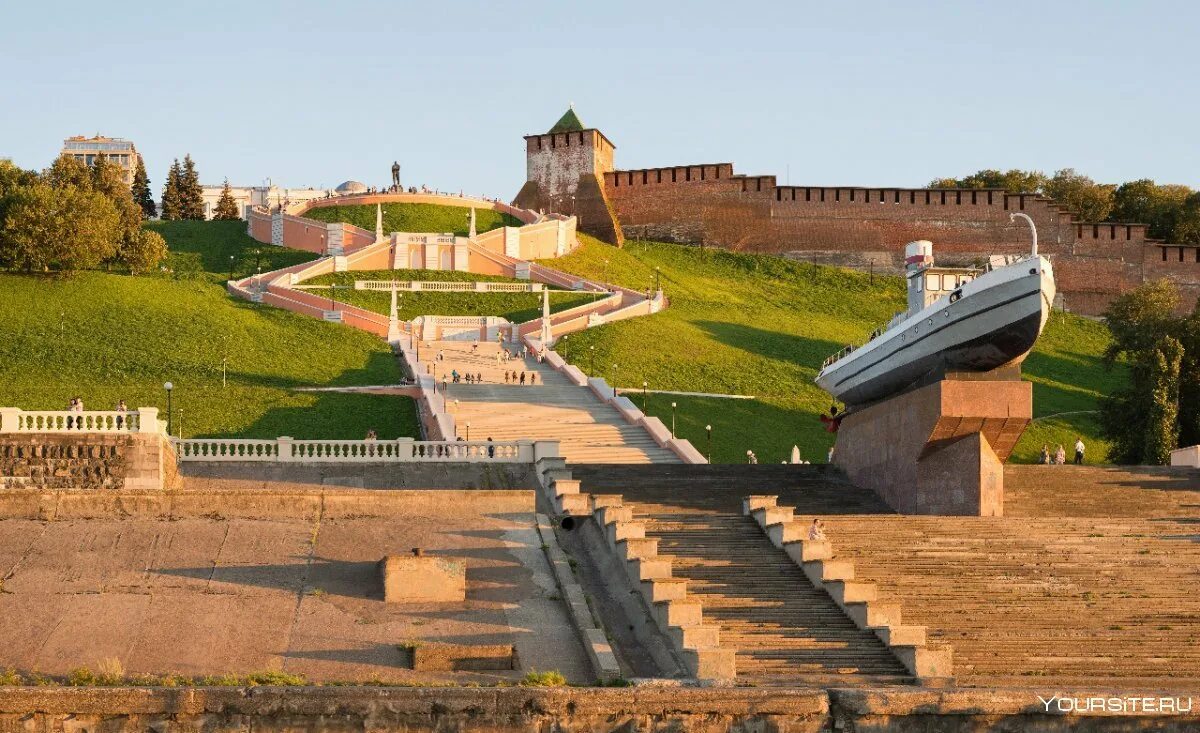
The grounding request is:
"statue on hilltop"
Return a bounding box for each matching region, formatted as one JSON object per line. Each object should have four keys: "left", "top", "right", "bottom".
{"left": 391, "top": 161, "right": 400, "bottom": 189}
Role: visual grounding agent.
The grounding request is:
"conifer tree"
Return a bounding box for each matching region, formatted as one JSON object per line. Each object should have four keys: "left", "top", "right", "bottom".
{"left": 213, "top": 179, "right": 241, "bottom": 220}
{"left": 160, "top": 159, "right": 182, "bottom": 221}
{"left": 179, "top": 154, "right": 205, "bottom": 220}
{"left": 131, "top": 157, "right": 156, "bottom": 218}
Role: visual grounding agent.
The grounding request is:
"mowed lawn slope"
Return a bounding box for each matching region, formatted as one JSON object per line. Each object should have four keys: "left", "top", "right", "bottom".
{"left": 541, "top": 237, "right": 1122, "bottom": 464}
{"left": 305, "top": 269, "right": 597, "bottom": 323}
{"left": 0, "top": 223, "right": 419, "bottom": 439}
{"left": 301, "top": 202, "right": 521, "bottom": 236}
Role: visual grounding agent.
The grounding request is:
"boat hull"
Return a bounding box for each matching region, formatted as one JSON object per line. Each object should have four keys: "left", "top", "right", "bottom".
{"left": 816, "top": 261, "right": 1053, "bottom": 407}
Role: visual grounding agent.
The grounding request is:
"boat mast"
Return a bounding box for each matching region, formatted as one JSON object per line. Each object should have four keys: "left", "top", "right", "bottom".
{"left": 1009, "top": 212, "right": 1038, "bottom": 257}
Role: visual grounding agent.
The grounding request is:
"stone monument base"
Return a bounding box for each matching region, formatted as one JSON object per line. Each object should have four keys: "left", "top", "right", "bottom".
{"left": 833, "top": 374, "right": 1031, "bottom": 516}
{"left": 379, "top": 555, "right": 466, "bottom": 602}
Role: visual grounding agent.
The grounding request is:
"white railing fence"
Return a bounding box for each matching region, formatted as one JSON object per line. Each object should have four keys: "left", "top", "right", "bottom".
{"left": 353, "top": 280, "right": 545, "bottom": 293}
{"left": 0, "top": 408, "right": 161, "bottom": 435}
{"left": 172, "top": 437, "right": 559, "bottom": 463}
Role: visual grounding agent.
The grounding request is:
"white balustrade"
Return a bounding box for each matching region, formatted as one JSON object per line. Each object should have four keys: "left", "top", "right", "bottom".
{"left": 170, "top": 437, "right": 551, "bottom": 463}
{"left": 0, "top": 408, "right": 157, "bottom": 434}
{"left": 354, "top": 280, "right": 543, "bottom": 293}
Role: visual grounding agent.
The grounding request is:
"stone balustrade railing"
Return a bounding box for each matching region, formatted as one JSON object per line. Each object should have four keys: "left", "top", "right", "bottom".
{"left": 352, "top": 280, "right": 545, "bottom": 293}
{"left": 172, "top": 437, "right": 559, "bottom": 463}
{"left": 0, "top": 407, "right": 162, "bottom": 435}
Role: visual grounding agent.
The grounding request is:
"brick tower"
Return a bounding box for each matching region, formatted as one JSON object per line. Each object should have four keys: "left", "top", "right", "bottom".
{"left": 513, "top": 107, "right": 623, "bottom": 246}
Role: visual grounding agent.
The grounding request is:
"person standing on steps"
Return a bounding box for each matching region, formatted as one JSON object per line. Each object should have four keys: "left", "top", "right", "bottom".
{"left": 1074, "top": 437, "right": 1086, "bottom": 465}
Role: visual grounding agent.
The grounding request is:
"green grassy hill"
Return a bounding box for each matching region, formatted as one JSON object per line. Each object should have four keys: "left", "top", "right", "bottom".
{"left": 301, "top": 202, "right": 521, "bottom": 236}
{"left": 540, "top": 237, "right": 1123, "bottom": 464}
{"left": 0, "top": 222, "right": 419, "bottom": 440}
{"left": 305, "top": 269, "right": 597, "bottom": 322}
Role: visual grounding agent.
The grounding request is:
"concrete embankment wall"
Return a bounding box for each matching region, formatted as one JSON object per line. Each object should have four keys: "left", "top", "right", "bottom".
{"left": 0, "top": 686, "right": 1193, "bottom": 732}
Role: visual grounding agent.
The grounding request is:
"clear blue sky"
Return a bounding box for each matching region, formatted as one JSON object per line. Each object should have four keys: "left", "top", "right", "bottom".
{"left": 2, "top": 1, "right": 1196, "bottom": 198}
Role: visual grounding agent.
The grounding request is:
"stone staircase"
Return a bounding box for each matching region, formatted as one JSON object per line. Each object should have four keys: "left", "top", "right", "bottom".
{"left": 570, "top": 465, "right": 912, "bottom": 685}
{"left": 570, "top": 463, "right": 1200, "bottom": 689}
{"left": 427, "top": 342, "right": 679, "bottom": 464}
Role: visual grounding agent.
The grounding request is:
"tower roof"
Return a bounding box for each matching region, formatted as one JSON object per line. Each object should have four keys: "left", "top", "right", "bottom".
{"left": 548, "top": 107, "right": 585, "bottom": 134}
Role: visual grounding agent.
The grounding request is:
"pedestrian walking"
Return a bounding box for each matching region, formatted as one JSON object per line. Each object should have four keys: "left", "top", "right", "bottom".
{"left": 519, "top": 371, "right": 526, "bottom": 385}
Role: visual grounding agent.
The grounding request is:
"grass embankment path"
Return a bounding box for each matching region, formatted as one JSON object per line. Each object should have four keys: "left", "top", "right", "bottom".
{"left": 0, "top": 221, "right": 419, "bottom": 439}
{"left": 301, "top": 202, "right": 522, "bottom": 236}
{"left": 539, "top": 237, "right": 1123, "bottom": 464}
{"left": 303, "top": 269, "right": 598, "bottom": 322}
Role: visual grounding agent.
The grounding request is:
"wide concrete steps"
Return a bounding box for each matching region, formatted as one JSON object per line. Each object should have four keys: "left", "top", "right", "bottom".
{"left": 626, "top": 502, "right": 910, "bottom": 683}
{"left": 429, "top": 342, "right": 681, "bottom": 464}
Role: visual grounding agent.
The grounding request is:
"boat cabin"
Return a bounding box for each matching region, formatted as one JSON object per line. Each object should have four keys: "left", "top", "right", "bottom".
{"left": 904, "top": 240, "right": 980, "bottom": 312}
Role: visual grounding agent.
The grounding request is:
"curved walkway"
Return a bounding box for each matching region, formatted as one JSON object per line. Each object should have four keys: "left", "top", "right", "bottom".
{"left": 229, "top": 193, "right": 698, "bottom": 464}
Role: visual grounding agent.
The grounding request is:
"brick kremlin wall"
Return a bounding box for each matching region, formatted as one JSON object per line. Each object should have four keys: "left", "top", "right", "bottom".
{"left": 601, "top": 164, "right": 1200, "bottom": 315}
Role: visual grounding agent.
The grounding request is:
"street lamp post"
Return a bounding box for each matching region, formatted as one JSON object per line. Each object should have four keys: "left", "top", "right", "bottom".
{"left": 465, "top": 422, "right": 471, "bottom": 441}
{"left": 671, "top": 401, "right": 677, "bottom": 438}
{"left": 228, "top": 255, "right": 235, "bottom": 281}
{"left": 164, "top": 382, "right": 173, "bottom": 436}
{"left": 589, "top": 346, "right": 595, "bottom": 376}
{"left": 706, "top": 424, "right": 712, "bottom": 464}
{"left": 222, "top": 357, "right": 227, "bottom": 389}
{"left": 178, "top": 410, "right": 183, "bottom": 440}
{"left": 612, "top": 364, "right": 618, "bottom": 399}
{"left": 654, "top": 267, "right": 661, "bottom": 293}
{"left": 642, "top": 381, "right": 648, "bottom": 411}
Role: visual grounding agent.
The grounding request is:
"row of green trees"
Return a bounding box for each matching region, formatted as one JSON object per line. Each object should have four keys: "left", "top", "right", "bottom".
{"left": 160, "top": 155, "right": 205, "bottom": 220}
{"left": 0, "top": 155, "right": 166, "bottom": 273}
{"left": 930, "top": 169, "right": 1200, "bottom": 244}
{"left": 1099, "top": 280, "right": 1200, "bottom": 465}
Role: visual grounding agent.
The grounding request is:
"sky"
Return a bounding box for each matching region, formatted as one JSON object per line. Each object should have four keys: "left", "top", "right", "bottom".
{"left": 2, "top": 1, "right": 1197, "bottom": 198}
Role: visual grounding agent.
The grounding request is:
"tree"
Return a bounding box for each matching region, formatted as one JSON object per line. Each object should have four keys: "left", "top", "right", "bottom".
{"left": 131, "top": 157, "right": 156, "bottom": 218}
{"left": 118, "top": 228, "right": 167, "bottom": 274}
{"left": 1098, "top": 280, "right": 1196, "bottom": 464}
{"left": 160, "top": 159, "right": 182, "bottom": 221}
{"left": 929, "top": 169, "right": 1047, "bottom": 194}
{"left": 1170, "top": 192, "right": 1200, "bottom": 245}
{"left": 1043, "top": 168, "right": 1114, "bottom": 222}
{"left": 213, "top": 179, "right": 240, "bottom": 220}
{"left": 179, "top": 154, "right": 205, "bottom": 220}
{"left": 1110, "top": 179, "right": 1193, "bottom": 240}
{"left": 91, "top": 154, "right": 142, "bottom": 243}
{"left": 44, "top": 153, "right": 93, "bottom": 190}
{"left": 0, "top": 183, "right": 120, "bottom": 272}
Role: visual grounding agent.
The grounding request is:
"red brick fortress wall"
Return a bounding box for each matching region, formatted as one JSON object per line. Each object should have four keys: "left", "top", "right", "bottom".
{"left": 601, "top": 164, "right": 1196, "bottom": 315}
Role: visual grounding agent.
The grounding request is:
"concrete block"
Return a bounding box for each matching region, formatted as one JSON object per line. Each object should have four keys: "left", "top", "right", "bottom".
{"left": 552, "top": 478, "right": 581, "bottom": 496}
{"left": 617, "top": 537, "right": 658, "bottom": 561}
{"left": 742, "top": 495, "right": 777, "bottom": 515}
{"left": 379, "top": 556, "right": 465, "bottom": 603}
{"left": 894, "top": 645, "right": 954, "bottom": 678}
{"left": 590, "top": 493, "right": 624, "bottom": 511}
{"left": 606, "top": 520, "right": 645, "bottom": 546}
{"left": 753, "top": 506, "right": 794, "bottom": 527}
{"left": 654, "top": 600, "right": 702, "bottom": 629}
{"left": 803, "top": 558, "right": 855, "bottom": 583}
{"left": 767, "top": 521, "right": 807, "bottom": 548}
{"left": 784, "top": 538, "right": 832, "bottom": 563}
{"left": 680, "top": 647, "right": 736, "bottom": 680}
{"left": 640, "top": 577, "right": 687, "bottom": 603}
{"left": 408, "top": 642, "right": 515, "bottom": 671}
{"left": 874, "top": 625, "right": 926, "bottom": 647}
{"left": 626, "top": 556, "right": 672, "bottom": 582}
{"left": 846, "top": 601, "right": 902, "bottom": 629}
{"left": 595, "top": 505, "right": 633, "bottom": 526}
{"left": 669, "top": 624, "right": 720, "bottom": 650}
{"left": 825, "top": 580, "right": 877, "bottom": 605}
{"left": 556, "top": 493, "right": 591, "bottom": 516}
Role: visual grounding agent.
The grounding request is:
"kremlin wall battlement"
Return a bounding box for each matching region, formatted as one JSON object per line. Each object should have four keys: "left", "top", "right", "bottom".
{"left": 515, "top": 109, "right": 1199, "bottom": 316}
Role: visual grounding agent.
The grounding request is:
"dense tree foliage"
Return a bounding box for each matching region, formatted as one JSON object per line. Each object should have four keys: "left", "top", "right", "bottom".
{"left": 160, "top": 159, "right": 183, "bottom": 221}
{"left": 179, "top": 154, "right": 205, "bottom": 220}
{"left": 932, "top": 168, "right": 1195, "bottom": 243}
{"left": 131, "top": 157, "right": 156, "bottom": 218}
{"left": 1099, "top": 280, "right": 1200, "bottom": 464}
{"left": 213, "top": 179, "right": 240, "bottom": 220}
{"left": 0, "top": 155, "right": 165, "bottom": 273}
